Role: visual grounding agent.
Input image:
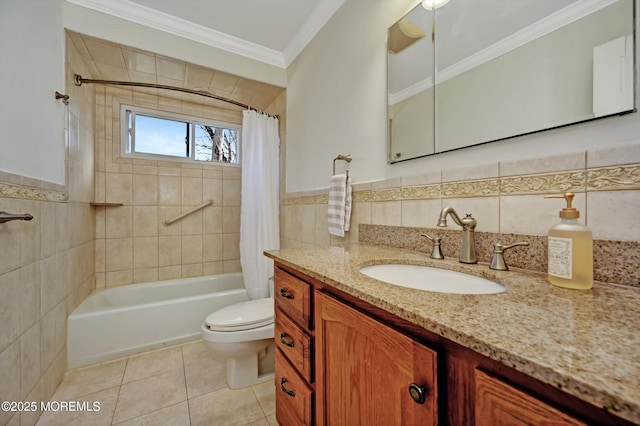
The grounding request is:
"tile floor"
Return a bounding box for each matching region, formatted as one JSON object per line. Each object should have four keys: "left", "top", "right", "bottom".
{"left": 36, "top": 340, "right": 276, "bottom": 426}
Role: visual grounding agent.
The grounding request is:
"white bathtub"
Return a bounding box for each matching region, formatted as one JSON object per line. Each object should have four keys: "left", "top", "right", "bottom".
{"left": 68, "top": 273, "right": 248, "bottom": 369}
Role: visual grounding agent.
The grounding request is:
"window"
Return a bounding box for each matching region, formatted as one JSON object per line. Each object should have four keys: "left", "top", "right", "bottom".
{"left": 121, "top": 106, "right": 240, "bottom": 164}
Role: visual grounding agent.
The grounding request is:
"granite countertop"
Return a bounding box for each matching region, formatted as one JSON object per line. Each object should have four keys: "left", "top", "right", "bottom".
{"left": 265, "top": 244, "right": 640, "bottom": 424}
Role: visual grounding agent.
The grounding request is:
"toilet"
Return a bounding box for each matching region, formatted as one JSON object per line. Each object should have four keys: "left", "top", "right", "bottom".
{"left": 201, "top": 297, "right": 275, "bottom": 389}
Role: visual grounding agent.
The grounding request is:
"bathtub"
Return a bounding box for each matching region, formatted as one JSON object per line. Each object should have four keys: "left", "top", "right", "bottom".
{"left": 68, "top": 273, "right": 249, "bottom": 369}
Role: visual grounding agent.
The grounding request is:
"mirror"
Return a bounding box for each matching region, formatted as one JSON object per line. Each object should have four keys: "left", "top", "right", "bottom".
{"left": 388, "top": 0, "right": 636, "bottom": 163}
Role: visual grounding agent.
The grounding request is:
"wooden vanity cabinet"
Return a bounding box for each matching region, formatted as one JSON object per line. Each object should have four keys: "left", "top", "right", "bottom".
{"left": 274, "top": 266, "right": 315, "bottom": 425}
{"left": 474, "top": 369, "right": 586, "bottom": 426}
{"left": 315, "top": 291, "right": 438, "bottom": 426}
{"left": 272, "top": 262, "right": 635, "bottom": 426}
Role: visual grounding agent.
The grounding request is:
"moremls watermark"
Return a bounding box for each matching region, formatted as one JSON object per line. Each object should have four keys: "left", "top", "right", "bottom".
{"left": 2, "top": 401, "right": 101, "bottom": 412}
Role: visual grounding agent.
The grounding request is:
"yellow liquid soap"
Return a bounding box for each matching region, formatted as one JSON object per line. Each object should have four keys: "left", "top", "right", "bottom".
{"left": 548, "top": 221, "right": 593, "bottom": 290}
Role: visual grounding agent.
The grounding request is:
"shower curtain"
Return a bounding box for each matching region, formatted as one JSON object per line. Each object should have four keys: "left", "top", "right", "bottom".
{"left": 240, "top": 110, "right": 280, "bottom": 300}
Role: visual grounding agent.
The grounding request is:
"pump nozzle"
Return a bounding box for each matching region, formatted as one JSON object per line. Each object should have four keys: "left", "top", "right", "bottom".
{"left": 544, "top": 192, "right": 579, "bottom": 219}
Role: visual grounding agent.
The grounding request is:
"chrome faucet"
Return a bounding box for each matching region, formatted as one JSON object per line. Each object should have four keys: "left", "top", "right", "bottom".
{"left": 437, "top": 207, "right": 477, "bottom": 264}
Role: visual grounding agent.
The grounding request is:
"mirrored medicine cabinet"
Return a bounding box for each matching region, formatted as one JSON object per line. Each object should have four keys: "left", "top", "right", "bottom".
{"left": 387, "top": 0, "right": 636, "bottom": 163}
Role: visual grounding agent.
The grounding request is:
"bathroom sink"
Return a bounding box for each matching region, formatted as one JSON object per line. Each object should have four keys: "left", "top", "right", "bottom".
{"left": 358, "top": 264, "right": 505, "bottom": 295}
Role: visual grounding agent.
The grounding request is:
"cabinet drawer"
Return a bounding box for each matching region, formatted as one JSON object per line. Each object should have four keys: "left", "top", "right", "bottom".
{"left": 275, "top": 267, "right": 311, "bottom": 329}
{"left": 276, "top": 349, "right": 313, "bottom": 426}
{"left": 475, "top": 369, "right": 586, "bottom": 426}
{"left": 275, "top": 308, "right": 313, "bottom": 383}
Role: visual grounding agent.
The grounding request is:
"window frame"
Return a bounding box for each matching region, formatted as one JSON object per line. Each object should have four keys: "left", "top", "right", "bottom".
{"left": 120, "top": 105, "right": 242, "bottom": 166}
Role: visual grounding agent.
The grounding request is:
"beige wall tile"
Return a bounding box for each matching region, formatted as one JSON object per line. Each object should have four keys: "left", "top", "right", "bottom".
{"left": 222, "top": 206, "right": 240, "bottom": 234}
{"left": 133, "top": 267, "right": 159, "bottom": 284}
{"left": 222, "top": 233, "right": 240, "bottom": 261}
{"left": 181, "top": 209, "right": 203, "bottom": 235}
{"left": 0, "top": 341, "right": 21, "bottom": 425}
{"left": 0, "top": 199, "right": 22, "bottom": 274}
{"left": 20, "top": 263, "right": 40, "bottom": 332}
{"left": 0, "top": 269, "right": 21, "bottom": 352}
{"left": 500, "top": 151, "right": 585, "bottom": 176}
{"left": 105, "top": 238, "right": 133, "bottom": 271}
{"left": 182, "top": 263, "right": 203, "bottom": 278}
{"left": 500, "top": 194, "right": 564, "bottom": 235}
{"left": 106, "top": 270, "right": 133, "bottom": 287}
{"left": 203, "top": 206, "right": 223, "bottom": 234}
{"left": 203, "top": 262, "right": 224, "bottom": 276}
{"left": 39, "top": 256, "right": 58, "bottom": 315}
{"left": 133, "top": 237, "right": 159, "bottom": 269}
{"left": 587, "top": 190, "right": 640, "bottom": 241}
{"left": 40, "top": 201, "right": 57, "bottom": 259}
{"left": 106, "top": 173, "right": 133, "bottom": 205}
{"left": 133, "top": 206, "right": 158, "bottom": 237}
{"left": 106, "top": 206, "right": 133, "bottom": 238}
{"left": 159, "top": 236, "right": 182, "bottom": 266}
{"left": 371, "top": 201, "right": 402, "bottom": 226}
{"left": 301, "top": 205, "right": 316, "bottom": 245}
{"left": 133, "top": 174, "right": 158, "bottom": 205}
{"left": 587, "top": 141, "right": 640, "bottom": 167}
{"left": 158, "top": 176, "right": 182, "bottom": 205}
{"left": 222, "top": 179, "right": 241, "bottom": 206}
{"left": 20, "top": 323, "right": 41, "bottom": 399}
{"left": 314, "top": 204, "right": 331, "bottom": 246}
{"left": 182, "top": 177, "right": 203, "bottom": 206}
{"left": 182, "top": 235, "right": 203, "bottom": 264}
{"left": 401, "top": 199, "right": 442, "bottom": 228}
{"left": 159, "top": 265, "right": 181, "bottom": 281}
{"left": 443, "top": 163, "right": 499, "bottom": 182}
{"left": 203, "top": 235, "right": 223, "bottom": 262}
{"left": 158, "top": 207, "right": 183, "bottom": 236}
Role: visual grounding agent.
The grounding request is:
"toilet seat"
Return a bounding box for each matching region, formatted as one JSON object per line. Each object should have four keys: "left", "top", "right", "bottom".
{"left": 205, "top": 298, "right": 274, "bottom": 332}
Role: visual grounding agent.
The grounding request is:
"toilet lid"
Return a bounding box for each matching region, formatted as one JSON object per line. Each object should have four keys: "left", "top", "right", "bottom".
{"left": 205, "top": 298, "right": 274, "bottom": 331}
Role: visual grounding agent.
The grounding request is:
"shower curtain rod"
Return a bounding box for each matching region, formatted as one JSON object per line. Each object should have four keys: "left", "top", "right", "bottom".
{"left": 73, "top": 74, "right": 277, "bottom": 118}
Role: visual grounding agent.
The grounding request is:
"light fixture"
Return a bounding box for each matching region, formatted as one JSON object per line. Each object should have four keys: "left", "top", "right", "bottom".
{"left": 421, "top": 0, "right": 450, "bottom": 10}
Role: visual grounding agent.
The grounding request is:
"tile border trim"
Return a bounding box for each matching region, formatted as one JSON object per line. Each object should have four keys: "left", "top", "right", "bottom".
{"left": 0, "top": 182, "right": 68, "bottom": 203}
{"left": 283, "top": 163, "right": 640, "bottom": 205}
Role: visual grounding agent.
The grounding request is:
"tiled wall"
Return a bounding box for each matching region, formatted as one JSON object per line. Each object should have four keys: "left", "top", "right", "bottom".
{"left": 93, "top": 88, "right": 245, "bottom": 287}
{"left": 92, "top": 81, "right": 286, "bottom": 287}
{"left": 281, "top": 143, "right": 640, "bottom": 287}
{"left": 0, "top": 35, "right": 96, "bottom": 426}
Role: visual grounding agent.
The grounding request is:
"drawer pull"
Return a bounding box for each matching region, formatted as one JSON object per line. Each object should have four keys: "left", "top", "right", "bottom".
{"left": 279, "top": 333, "right": 295, "bottom": 348}
{"left": 409, "top": 383, "right": 426, "bottom": 404}
{"left": 280, "top": 378, "right": 296, "bottom": 397}
{"left": 279, "top": 288, "right": 295, "bottom": 299}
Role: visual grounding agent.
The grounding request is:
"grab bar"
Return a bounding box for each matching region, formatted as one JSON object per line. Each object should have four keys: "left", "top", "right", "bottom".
{"left": 0, "top": 211, "right": 34, "bottom": 224}
{"left": 162, "top": 200, "right": 213, "bottom": 227}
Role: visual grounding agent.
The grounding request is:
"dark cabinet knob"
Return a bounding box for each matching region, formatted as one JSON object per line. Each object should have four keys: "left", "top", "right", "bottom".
{"left": 279, "top": 288, "right": 294, "bottom": 299}
{"left": 409, "top": 383, "right": 426, "bottom": 404}
{"left": 279, "top": 333, "right": 295, "bottom": 348}
{"left": 280, "top": 378, "right": 295, "bottom": 397}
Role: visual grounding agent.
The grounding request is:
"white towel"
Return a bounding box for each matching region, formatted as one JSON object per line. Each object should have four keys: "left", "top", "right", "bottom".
{"left": 328, "top": 173, "right": 352, "bottom": 237}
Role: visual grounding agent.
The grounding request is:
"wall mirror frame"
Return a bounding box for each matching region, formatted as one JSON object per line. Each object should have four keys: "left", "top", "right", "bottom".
{"left": 387, "top": 0, "right": 636, "bottom": 163}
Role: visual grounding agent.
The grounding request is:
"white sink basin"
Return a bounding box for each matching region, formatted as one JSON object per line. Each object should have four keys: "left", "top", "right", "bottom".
{"left": 359, "top": 264, "right": 505, "bottom": 295}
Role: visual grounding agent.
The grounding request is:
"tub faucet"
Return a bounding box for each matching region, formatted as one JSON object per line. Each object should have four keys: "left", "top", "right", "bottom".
{"left": 437, "top": 207, "right": 477, "bottom": 264}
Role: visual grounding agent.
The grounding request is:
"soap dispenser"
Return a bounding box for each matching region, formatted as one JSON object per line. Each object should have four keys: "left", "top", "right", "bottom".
{"left": 544, "top": 192, "right": 593, "bottom": 290}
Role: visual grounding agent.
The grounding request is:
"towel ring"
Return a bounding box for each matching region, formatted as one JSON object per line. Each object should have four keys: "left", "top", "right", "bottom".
{"left": 333, "top": 154, "right": 352, "bottom": 175}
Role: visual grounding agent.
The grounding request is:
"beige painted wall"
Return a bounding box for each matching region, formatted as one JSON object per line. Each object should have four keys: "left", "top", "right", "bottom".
{"left": 0, "top": 0, "right": 66, "bottom": 184}
{"left": 286, "top": 0, "right": 640, "bottom": 193}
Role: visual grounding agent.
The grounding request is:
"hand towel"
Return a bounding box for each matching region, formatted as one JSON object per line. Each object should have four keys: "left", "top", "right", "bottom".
{"left": 328, "top": 173, "right": 352, "bottom": 237}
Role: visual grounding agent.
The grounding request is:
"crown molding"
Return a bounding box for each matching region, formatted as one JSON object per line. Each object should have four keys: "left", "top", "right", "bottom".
{"left": 66, "top": 0, "right": 286, "bottom": 68}
{"left": 282, "top": 0, "right": 346, "bottom": 67}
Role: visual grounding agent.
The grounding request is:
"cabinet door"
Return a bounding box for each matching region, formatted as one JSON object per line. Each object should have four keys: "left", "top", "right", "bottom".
{"left": 475, "top": 369, "right": 586, "bottom": 426}
{"left": 315, "top": 291, "right": 438, "bottom": 426}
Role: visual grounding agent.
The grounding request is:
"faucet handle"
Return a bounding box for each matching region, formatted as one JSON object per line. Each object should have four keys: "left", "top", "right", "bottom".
{"left": 420, "top": 233, "right": 444, "bottom": 260}
{"left": 490, "top": 242, "right": 530, "bottom": 271}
